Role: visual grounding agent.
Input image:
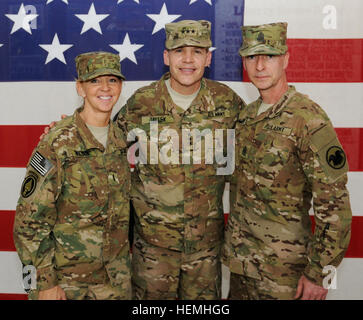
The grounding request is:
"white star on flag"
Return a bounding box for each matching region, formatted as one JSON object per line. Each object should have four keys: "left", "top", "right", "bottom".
{"left": 5, "top": 3, "right": 38, "bottom": 35}
{"left": 146, "top": 3, "right": 181, "bottom": 35}
{"left": 0, "top": 44, "right": 3, "bottom": 48}
{"left": 189, "top": 0, "right": 213, "bottom": 5}
{"left": 209, "top": 47, "right": 216, "bottom": 52}
{"left": 110, "top": 33, "right": 144, "bottom": 64}
{"left": 75, "top": 3, "right": 109, "bottom": 35}
{"left": 117, "top": 0, "right": 140, "bottom": 4}
{"left": 39, "top": 33, "right": 73, "bottom": 64}
{"left": 46, "top": 0, "right": 69, "bottom": 4}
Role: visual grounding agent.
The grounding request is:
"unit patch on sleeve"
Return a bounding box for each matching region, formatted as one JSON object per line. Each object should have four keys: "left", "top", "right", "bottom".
{"left": 30, "top": 151, "right": 53, "bottom": 177}
{"left": 326, "top": 146, "right": 346, "bottom": 169}
{"left": 21, "top": 173, "right": 38, "bottom": 198}
{"left": 310, "top": 124, "right": 349, "bottom": 182}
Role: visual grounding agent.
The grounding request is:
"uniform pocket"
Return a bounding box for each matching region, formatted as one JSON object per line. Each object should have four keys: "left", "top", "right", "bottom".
{"left": 255, "top": 135, "right": 292, "bottom": 188}
{"left": 60, "top": 156, "right": 106, "bottom": 222}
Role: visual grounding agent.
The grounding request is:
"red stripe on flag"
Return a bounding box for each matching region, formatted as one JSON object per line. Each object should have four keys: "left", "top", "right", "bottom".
{"left": 224, "top": 213, "right": 363, "bottom": 258}
{"left": 242, "top": 38, "right": 363, "bottom": 83}
{"left": 0, "top": 125, "right": 45, "bottom": 168}
{"left": 1, "top": 126, "right": 363, "bottom": 171}
{"left": 0, "top": 294, "right": 27, "bottom": 300}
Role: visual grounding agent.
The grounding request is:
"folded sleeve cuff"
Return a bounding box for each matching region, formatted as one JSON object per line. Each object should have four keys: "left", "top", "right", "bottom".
{"left": 303, "top": 264, "right": 325, "bottom": 287}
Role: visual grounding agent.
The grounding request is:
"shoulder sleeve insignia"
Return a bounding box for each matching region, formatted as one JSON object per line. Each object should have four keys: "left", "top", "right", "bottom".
{"left": 21, "top": 173, "right": 38, "bottom": 198}
{"left": 326, "top": 146, "right": 346, "bottom": 169}
{"left": 30, "top": 151, "right": 53, "bottom": 176}
{"left": 310, "top": 125, "right": 349, "bottom": 182}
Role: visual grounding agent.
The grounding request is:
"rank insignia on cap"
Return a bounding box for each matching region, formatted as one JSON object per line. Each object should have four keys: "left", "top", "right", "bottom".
{"left": 326, "top": 146, "right": 346, "bottom": 169}
{"left": 21, "top": 173, "right": 38, "bottom": 198}
{"left": 257, "top": 32, "right": 265, "bottom": 42}
{"left": 30, "top": 152, "right": 53, "bottom": 177}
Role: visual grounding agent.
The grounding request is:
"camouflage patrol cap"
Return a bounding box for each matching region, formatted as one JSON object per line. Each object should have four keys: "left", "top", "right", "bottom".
{"left": 75, "top": 51, "right": 125, "bottom": 81}
{"left": 239, "top": 22, "right": 288, "bottom": 57}
{"left": 165, "top": 20, "right": 212, "bottom": 50}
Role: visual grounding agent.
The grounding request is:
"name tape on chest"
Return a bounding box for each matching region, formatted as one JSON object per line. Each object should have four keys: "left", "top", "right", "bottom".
{"left": 142, "top": 115, "right": 174, "bottom": 124}
{"left": 263, "top": 123, "right": 292, "bottom": 136}
{"left": 207, "top": 110, "right": 230, "bottom": 118}
{"left": 30, "top": 151, "right": 53, "bottom": 177}
{"left": 141, "top": 111, "right": 230, "bottom": 125}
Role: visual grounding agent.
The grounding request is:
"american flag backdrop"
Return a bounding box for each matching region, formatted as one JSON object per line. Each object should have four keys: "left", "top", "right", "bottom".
{"left": 0, "top": 0, "right": 362, "bottom": 300}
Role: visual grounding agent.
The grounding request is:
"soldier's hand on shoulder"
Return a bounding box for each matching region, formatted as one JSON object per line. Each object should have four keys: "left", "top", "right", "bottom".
{"left": 39, "top": 114, "right": 68, "bottom": 140}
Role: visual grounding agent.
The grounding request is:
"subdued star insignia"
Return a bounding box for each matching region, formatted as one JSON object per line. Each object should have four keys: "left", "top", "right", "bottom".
{"left": 326, "top": 146, "right": 346, "bottom": 169}
{"left": 257, "top": 32, "right": 265, "bottom": 42}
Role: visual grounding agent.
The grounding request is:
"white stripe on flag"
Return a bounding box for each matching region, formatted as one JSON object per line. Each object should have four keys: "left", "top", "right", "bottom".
{"left": 244, "top": 0, "right": 363, "bottom": 39}
{"left": 0, "top": 81, "right": 151, "bottom": 125}
{"left": 0, "top": 82, "right": 362, "bottom": 128}
{"left": 0, "top": 252, "right": 25, "bottom": 294}
{"left": 1, "top": 168, "right": 362, "bottom": 215}
{"left": 0, "top": 168, "right": 25, "bottom": 211}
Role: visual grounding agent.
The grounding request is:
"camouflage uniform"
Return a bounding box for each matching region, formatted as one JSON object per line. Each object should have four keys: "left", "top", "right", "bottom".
{"left": 116, "top": 20, "right": 245, "bottom": 300}
{"left": 222, "top": 23, "right": 352, "bottom": 300}
{"left": 13, "top": 52, "right": 131, "bottom": 300}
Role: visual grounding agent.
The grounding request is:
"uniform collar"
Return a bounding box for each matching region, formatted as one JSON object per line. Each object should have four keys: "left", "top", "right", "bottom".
{"left": 247, "top": 85, "right": 296, "bottom": 125}
{"left": 73, "top": 107, "right": 126, "bottom": 153}
{"left": 156, "top": 72, "right": 216, "bottom": 114}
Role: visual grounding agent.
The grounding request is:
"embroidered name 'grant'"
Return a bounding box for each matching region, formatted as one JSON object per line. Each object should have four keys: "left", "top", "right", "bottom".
{"left": 263, "top": 123, "right": 292, "bottom": 136}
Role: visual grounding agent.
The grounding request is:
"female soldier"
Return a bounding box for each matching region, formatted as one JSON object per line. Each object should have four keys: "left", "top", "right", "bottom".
{"left": 13, "top": 51, "right": 131, "bottom": 300}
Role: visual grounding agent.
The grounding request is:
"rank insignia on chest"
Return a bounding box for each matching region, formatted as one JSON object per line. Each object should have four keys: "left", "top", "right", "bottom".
{"left": 238, "top": 118, "right": 247, "bottom": 125}
{"left": 263, "top": 123, "right": 292, "bottom": 136}
{"left": 241, "top": 146, "right": 248, "bottom": 158}
{"left": 75, "top": 150, "right": 90, "bottom": 157}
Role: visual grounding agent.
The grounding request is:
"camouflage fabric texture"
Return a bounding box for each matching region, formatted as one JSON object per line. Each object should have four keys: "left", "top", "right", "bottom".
{"left": 222, "top": 86, "right": 352, "bottom": 293}
{"left": 131, "top": 233, "right": 221, "bottom": 300}
{"left": 29, "top": 280, "right": 127, "bottom": 300}
{"left": 165, "top": 20, "right": 212, "bottom": 49}
{"left": 116, "top": 72, "right": 245, "bottom": 299}
{"left": 14, "top": 108, "right": 131, "bottom": 299}
{"left": 75, "top": 51, "right": 125, "bottom": 81}
{"left": 239, "top": 22, "right": 288, "bottom": 57}
{"left": 228, "top": 272, "right": 297, "bottom": 300}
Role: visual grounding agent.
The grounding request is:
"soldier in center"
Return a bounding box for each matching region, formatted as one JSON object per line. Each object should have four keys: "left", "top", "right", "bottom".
{"left": 117, "top": 20, "right": 245, "bottom": 299}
